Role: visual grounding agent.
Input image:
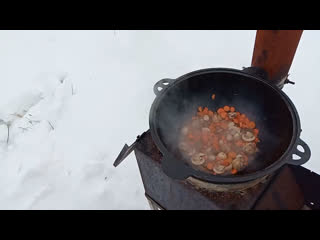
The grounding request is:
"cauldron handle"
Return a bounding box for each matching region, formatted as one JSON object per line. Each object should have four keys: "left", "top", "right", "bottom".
{"left": 153, "top": 79, "right": 175, "bottom": 96}
{"left": 287, "top": 138, "right": 311, "bottom": 166}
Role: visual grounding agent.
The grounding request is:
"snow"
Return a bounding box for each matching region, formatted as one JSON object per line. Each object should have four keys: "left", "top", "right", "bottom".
{"left": 0, "top": 30, "right": 318, "bottom": 209}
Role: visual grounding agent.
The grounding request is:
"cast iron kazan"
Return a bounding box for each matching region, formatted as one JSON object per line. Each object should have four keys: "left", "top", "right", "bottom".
{"left": 114, "top": 68, "right": 311, "bottom": 184}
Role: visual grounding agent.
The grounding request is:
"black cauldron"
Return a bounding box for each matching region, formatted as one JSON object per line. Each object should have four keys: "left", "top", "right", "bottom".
{"left": 149, "top": 68, "right": 311, "bottom": 184}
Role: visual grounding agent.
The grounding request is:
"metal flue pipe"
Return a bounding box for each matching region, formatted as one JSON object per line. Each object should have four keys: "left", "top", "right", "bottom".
{"left": 251, "top": 30, "right": 303, "bottom": 88}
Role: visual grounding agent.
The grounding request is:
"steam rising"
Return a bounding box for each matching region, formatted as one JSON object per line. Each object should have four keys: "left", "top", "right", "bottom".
{"left": 155, "top": 77, "right": 293, "bottom": 175}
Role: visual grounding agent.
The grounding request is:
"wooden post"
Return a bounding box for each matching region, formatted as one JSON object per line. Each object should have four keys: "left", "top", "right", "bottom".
{"left": 251, "top": 30, "right": 303, "bottom": 86}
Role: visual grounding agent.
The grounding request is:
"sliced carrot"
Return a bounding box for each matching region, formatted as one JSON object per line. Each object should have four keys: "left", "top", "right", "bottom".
{"left": 188, "top": 133, "right": 194, "bottom": 139}
{"left": 202, "top": 135, "right": 209, "bottom": 144}
{"left": 231, "top": 169, "right": 237, "bottom": 174}
{"left": 221, "top": 160, "right": 229, "bottom": 167}
{"left": 241, "top": 114, "right": 246, "bottom": 118}
{"left": 213, "top": 143, "right": 220, "bottom": 151}
{"left": 211, "top": 94, "right": 216, "bottom": 100}
{"left": 213, "top": 136, "right": 220, "bottom": 151}
{"left": 217, "top": 108, "right": 224, "bottom": 114}
{"left": 207, "top": 162, "right": 213, "bottom": 170}
{"left": 198, "top": 106, "right": 203, "bottom": 112}
{"left": 230, "top": 106, "right": 235, "bottom": 112}
{"left": 228, "top": 152, "right": 237, "bottom": 159}
{"left": 220, "top": 122, "right": 228, "bottom": 129}
{"left": 236, "top": 140, "right": 245, "bottom": 147}
{"left": 220, "top": 111, "right": 227, "bottom": 119}
{"left": 248, "top": 121, "right": 256, "bottom": 129}
{"left": 221, "top": 158, "right": 232, "bottom": 166}
{"left": 223, "top": 106, "right": 230, "bottom": 112}
{"left": 221, "top": 162, "right": 228, "bottom": 167}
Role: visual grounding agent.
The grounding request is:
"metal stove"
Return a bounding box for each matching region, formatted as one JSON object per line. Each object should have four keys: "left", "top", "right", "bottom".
{"left": 133, "top": 130, "right": 319, "bottom": 210}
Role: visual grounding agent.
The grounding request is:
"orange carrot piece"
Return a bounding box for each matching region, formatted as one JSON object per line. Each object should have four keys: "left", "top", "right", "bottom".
{"left": 217, "top": 108, "right": 224, "bottom": 114}
{"left": 221, "top": 161, "right": 229, "bottom": 167}
{"left": 223, "top": 106, "right": 230, "bottom": 112}
{"left": 207, "top": 162, "right": 213, "bottom": 170}
{"left": 228, "top": 152, "right": 237, "bottom": 159}
{"left": 248, "top": 121, "right": 256, "bottom": 129}
{"left": 230, "top": 107, "right": 235, "bottom": 112}
{"left": 220, "top": 111, "right": 227, "bottom": 119}
{"left": 236, "top": 140, "right": 245, "bottom": 147}
{"left": 220, "top": 122, "right": 227, "bottom": 129}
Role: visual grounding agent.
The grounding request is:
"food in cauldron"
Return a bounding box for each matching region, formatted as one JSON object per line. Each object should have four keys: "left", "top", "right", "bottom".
{"left": 179, "top": 94, "right": 260, "bottom": 176}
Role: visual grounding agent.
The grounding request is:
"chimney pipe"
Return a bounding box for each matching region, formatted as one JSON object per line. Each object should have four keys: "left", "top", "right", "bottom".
{"left": 251, "top": 30, "right": 303, "bottom": 88}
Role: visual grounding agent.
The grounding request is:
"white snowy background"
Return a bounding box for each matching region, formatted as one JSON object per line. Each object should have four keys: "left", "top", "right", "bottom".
{"left": 0, "top": 30, "right": 318, "bottom": 209}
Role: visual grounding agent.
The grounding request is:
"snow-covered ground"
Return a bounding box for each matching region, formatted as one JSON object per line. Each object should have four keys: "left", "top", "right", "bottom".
{"left": 0, "top": 30, "right": 318, "bottom": 209}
